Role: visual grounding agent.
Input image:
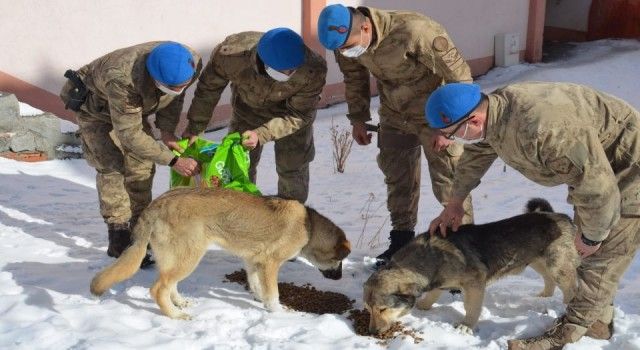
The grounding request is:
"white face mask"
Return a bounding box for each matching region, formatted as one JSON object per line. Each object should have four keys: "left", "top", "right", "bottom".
{"left": 453, "top": 122, "right": 485, "bottom": 144}
{"left": 340, "top": 30, "right": 370, "bottom": 58}
{"left": 155, "top": 81, "right": 184, "bottom": 96}
{"left": 266, "top": 66, "right": 292, "bottom": 82}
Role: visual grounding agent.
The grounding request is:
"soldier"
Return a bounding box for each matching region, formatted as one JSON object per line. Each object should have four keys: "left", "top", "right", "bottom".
{"left": 316, "top": 4, "right": 474, "bottom": 266}
{"left": 426, "top": 82, "right": 640, "bottom": 349}
{"left": 60, "top": 42, "right": 202, "bottom": 266}
{"left": 186, "top": 28, "right": 326, "bottom": 203}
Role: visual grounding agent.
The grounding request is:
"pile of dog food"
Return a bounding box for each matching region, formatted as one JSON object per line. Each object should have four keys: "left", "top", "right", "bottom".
{"left": 347, "top": 309, "right": 424, "bottom": 345}
{"left": 224, "top": 269, "right": 354, "bottom": 314}
{"left": 224, "top": 269, "right": 423, "bottom": 344}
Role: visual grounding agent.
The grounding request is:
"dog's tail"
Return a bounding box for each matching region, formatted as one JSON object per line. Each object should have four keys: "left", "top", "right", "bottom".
{"left": 525, "top": 198, "right": 554, "bottom": 213}
{"left": 90, "top": 214, "right": 153, "bottom": 296}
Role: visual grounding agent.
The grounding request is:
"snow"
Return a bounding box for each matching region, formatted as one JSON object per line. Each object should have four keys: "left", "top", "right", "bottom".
{"left": 1, "top": 39, "right": 640, "bottom": 349}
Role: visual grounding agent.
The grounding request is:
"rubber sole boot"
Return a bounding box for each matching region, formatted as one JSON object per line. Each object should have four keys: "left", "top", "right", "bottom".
{"left": 585, "top": 305, "right": 614, "bottom": 340}
{"left": 374, "top": 230, "right": 415, "bottom": 269}
{"left": 107, "top": 223, "right": 131, "bottom": 258}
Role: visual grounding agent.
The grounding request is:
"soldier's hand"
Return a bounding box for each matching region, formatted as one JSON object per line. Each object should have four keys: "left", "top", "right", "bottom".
{"left": 161, "top": 131, "right": 184, "bottom": 153}
{"left": 181, "top": 131, "right": 199, "bottom": 147}
{"left": 352, "top": 121, "right": 372, "bottom": 145}
{"left": 432, "top": 134, "right": 454, "bottom": 152}
{"left": 428, "top": 199, "right": 465, "bottom": 237}
{"left": 574, "top": 232, "right": 601, "bottom": 258}
{"left": 172, "top": 157, "right": 200, "bottom": 177}
{"left": 242, "top": 130, "right": 259, "bottom": 150}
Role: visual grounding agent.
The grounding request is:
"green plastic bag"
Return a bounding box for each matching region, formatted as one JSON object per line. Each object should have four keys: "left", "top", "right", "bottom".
{"left": 169, "top": 133, "right": 261, "bottom": 196}
{"left": 169, "top": 137, "right": 218, "bottom": 188}
{"left": 203, "top": 132, "right": 261, "bottom": 195}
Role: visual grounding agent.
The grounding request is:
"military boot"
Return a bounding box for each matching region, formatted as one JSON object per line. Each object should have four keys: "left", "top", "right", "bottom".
{"left": 107, "top": 223, "right": 131, "bottom": 258}
{"left": 374, "top": 230, "right": 414, "bottom": 268}
{"left": 508, "top": 316, "right": 587, "bottom": 350}
{"left": 585, "top": 305, "right": 614, "bottom": 340}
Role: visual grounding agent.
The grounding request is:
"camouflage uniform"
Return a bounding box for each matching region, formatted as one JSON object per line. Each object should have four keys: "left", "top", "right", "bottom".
{"left": 187, "top": 32, "right": 327, "bottom": 203}
{"left": 454, "top": 82, "right": 640, "bottom": 344}
{"left": 60, "top": 42, "right": 203, "bottom": 226}
{"left": 334, "top": 7, "right": 474, "bottom": 231}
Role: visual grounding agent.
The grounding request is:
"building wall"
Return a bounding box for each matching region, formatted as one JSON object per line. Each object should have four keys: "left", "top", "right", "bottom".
{"left": 545, "top": 0, "right": 591, "bottom": 31}
{"left": 0, "top": 0, "right": 301, "bottom": 124}
{"left": 544, "top": 0, "right": 591, "bottom": 42}
{"left": 323, "top": 0, "right": 529, "bottom": 85}
{"left": 1, "top": 0, "right": 532, "bottom": 127}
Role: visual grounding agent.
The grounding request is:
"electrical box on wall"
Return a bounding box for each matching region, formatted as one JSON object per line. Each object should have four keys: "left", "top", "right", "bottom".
{"left": 495, "top": 33, "right": 520, "bottom": 67}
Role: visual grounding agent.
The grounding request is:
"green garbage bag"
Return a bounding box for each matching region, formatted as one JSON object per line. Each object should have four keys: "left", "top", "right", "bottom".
{"left": 203, "top": 132, "right": 261, "bottom": 195}
{"left": 169, "top": 137, "right": 218, "bottom": 188}
{"left": 169, "top": 133, "right": 261, "bottom": 196}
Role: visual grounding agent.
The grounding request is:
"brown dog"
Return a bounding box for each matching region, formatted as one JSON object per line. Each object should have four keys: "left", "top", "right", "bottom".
{"left": 90, "top": 187, "right": 351, "bottom": 319}
{"left": 364, "top": 199, "right": 579, "bottom": 335}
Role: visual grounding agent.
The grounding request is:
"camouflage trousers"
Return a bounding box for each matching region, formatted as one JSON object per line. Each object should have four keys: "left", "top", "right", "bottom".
{"left": 377, "top": 114, "right": 474, "bottom": 231}
{"left": 229, "top": 117, "right": 315, "bottom": 203}
{"left": 566, "top": 215, "right": 640, "bottom": 327}
{"left": 76, "top": 111, "right": 156, "bottom": 225}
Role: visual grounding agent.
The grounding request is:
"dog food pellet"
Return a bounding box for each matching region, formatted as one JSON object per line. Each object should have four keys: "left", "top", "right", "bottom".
{"left": 347, "top": 309, "right": 424, "bottom": 345}
{"left": 224, "top": 269, "right": 354, "bottom": 315}
{"left": 225, "top": 270, "right": 422, "bottom": 344}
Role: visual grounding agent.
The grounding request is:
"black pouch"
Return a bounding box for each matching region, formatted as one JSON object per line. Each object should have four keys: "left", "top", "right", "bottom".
{"left": 63, "top": 69, "right": 88, "bottom": 111}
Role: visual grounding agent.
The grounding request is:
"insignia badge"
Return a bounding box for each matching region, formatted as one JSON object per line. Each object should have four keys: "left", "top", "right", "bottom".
{"left": 433, "top": 36, "right": 449, "bottom": 52}
{"left": 328, "top": 25, "right": 349, "bottom": 34}
{"left": 440, "top": 112, "right": 451, "bottom": 124}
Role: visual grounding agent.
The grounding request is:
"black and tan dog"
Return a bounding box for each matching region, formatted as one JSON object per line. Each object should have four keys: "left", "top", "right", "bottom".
{"left": 90, "top": 187, "right": 351, "bottom": 319}
{"left": 364, "top": 199, "right": 579, "bottom": 335}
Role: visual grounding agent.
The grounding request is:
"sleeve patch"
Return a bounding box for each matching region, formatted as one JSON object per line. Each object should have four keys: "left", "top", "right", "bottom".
{"left": 440, "top": 47, "right": 464, "bottom": 71}
{"left": 432, "top": 36, "right": 449, "bottom": 52}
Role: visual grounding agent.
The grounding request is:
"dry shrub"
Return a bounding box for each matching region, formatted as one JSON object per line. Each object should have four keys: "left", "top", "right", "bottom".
{"left": 330, "top": 119, "right": 354, "bottom": 173}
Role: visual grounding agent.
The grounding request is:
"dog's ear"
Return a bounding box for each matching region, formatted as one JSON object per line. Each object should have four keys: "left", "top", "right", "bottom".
{"left": 383, "top": 293, "right": 416, "bottom": 308}
{"left": 334, "top": 239, "right": 351, "bottom": 260}
{"left": 398, "top": 282, "right": 421, "bottom": 296}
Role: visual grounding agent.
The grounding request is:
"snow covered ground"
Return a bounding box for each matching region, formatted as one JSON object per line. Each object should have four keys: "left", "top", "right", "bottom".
{"left": 1, "top": 39, "right": 640, "bottom": 349}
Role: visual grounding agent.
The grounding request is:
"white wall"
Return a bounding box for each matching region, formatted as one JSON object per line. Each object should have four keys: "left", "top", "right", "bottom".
{"left": 324, "top": 0, "right": 530, "bottom": 84}
{"left": 1, "top": 0, "right": 302, "bottom": 107}
{"left": 545, "top": 0, "right": 591, "bottom": 31}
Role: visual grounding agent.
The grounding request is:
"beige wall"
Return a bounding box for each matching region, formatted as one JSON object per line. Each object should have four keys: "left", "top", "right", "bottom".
{"left": 324, "top": 0, "right": 530, "bottom": 84}
{"left": 1, "top": 0, "right": 301, "bottom": 118}
{"left": 545, "top": 0, "right": 591, "bottom": 31}
{"left": 1, "top": 0, "right": 535, "bottom": 123}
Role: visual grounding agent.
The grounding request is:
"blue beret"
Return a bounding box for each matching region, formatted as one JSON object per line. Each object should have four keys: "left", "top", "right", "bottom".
{"left": 257, "top": 28, "right": 305, "bottom": 71}
{"left": 317, "top": 4, "right": 352, "bottom": 50}
{"left": 146, "top": 42, "right": 195, "bottom": 86}
{"left": 426, "top": 83, "right": 482, "bottom": 129}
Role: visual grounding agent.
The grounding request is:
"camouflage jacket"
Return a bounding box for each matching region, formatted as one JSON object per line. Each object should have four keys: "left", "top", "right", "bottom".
{"left": 186, "top": 32, "right": 327, "bottom": 145}
{"left": 72, "top": 41, "right": 202, "bottom": 165}
{"left": 334, "top": 7, "right": 472, "bottom": 123}
{"left": 454, "top": 82, "right": 640, "bottom": 241}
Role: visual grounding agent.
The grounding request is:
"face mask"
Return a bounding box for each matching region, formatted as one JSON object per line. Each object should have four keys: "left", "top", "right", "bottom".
{"left": 453, "top": 122, "right": 485, "bottom": 144}
{"left": 155, "top": 81, "right": 184, "bottom": 96}
{"left": 341, "top": 30, "right": 370, "bottom": 58}
{"left": 266, "top": 66, "right": 292, "bottom": 82}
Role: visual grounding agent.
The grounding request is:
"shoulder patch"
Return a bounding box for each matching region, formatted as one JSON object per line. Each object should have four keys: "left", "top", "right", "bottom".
{"left": 219, "top": 44, "right": 251, "bottom": 57}
{"left": 432, "top": 36, "right": 449, "bottom": 52}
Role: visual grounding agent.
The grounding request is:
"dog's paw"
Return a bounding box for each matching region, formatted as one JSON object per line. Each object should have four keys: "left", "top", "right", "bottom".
{"left": 454, "top": 323, "right": 474, "bottom": 335}
{"left": 171, "top": 312, "right": 193, "bottom": 321}
{"left": 265, "top": 301, "right": 285, "bottom": 313}
{"left": 536, "top": 290, "right": 553, "bottom": 298}
{"left": 173, "top": 298, "right": 192, "bottom": 309}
